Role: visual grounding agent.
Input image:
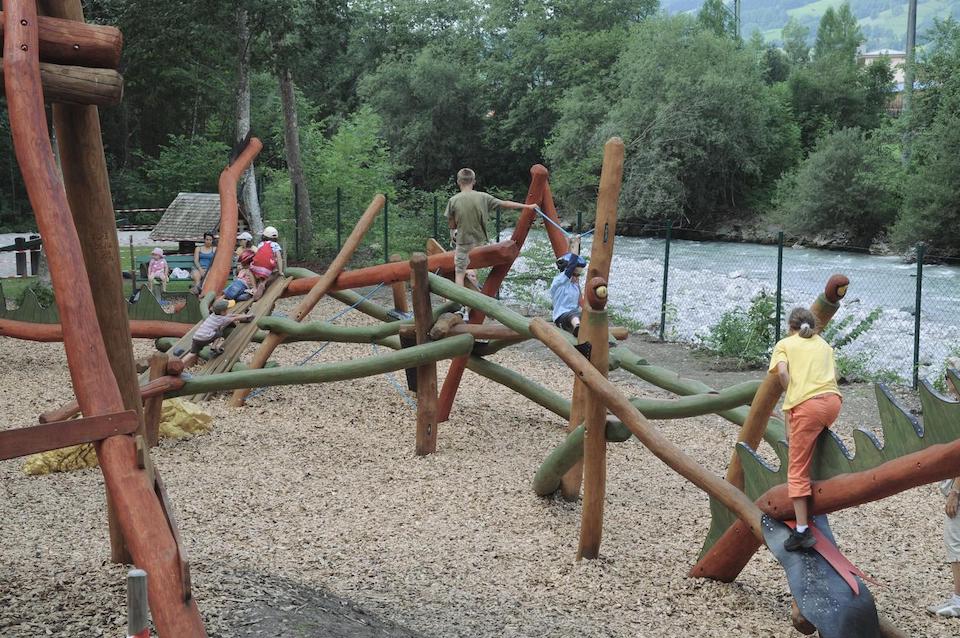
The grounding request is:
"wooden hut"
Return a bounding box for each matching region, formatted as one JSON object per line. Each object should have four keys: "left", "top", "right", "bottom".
{"left": 149, "top": 192, "right": 250, "bottom": 254}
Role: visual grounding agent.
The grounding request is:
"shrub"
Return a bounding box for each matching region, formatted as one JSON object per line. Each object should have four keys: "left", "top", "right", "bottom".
{"left": 701, "top": 289, "right": 777, "bottom": 367}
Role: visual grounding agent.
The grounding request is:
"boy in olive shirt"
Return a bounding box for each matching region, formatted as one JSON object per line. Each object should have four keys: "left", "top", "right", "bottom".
{"left": 445, "top": 168, "right": 536, "bottom": 288}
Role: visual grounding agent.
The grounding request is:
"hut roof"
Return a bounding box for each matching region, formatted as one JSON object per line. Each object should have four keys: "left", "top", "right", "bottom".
{"left": 149, "top": 192, "right": 248, "bottom": 242}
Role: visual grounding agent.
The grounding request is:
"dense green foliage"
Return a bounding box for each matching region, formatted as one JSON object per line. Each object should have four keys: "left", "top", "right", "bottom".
{"left": 701, "top": 290, "right": 778, "bottom": 368}
{"left": 0, "top": 1, "right": 958, "bottom": 258}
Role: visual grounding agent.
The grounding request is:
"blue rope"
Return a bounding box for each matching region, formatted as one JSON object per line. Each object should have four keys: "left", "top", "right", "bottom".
{"left": 533, "top": 206, "right": 595, "bottom": 238}
{"left": 372, "top": 343, "right": 417, "bottom": 411}
{"left": 247, "top": 283, "right": 387, "bottom": 400}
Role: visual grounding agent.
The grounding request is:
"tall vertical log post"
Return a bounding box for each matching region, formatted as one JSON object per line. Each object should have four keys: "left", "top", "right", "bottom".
{"left": 4, "top": 2, "right": 206, "bottom": 634}
{"left": 577, "top": 138, "right": 624, "bottom": 560}
{"left": 230, "top": 195, "right": 385, "bottom": 406}
{"left": 411, "top": 253, "right": 438, "bottom": 455}
{"left": 390, "top": 253, "right": 409, "bottom": 313}
{"left": 40, "top": 0, "right": 138, "bottom": 564}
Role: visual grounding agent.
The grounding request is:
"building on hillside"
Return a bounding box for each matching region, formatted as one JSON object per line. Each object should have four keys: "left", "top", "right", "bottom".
{"left": 149, "top": 192, "right": 250, "bottom": 253}
{"left": 858, "top": 48, "right": 907, "bottom": 85}
{"left": 857, "top": 48, "right": 909, "bottom": 115}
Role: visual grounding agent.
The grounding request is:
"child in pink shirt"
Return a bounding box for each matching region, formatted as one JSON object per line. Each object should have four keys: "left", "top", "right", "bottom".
{"left": 147, "top": 247, "right": 169, "bottom": 292}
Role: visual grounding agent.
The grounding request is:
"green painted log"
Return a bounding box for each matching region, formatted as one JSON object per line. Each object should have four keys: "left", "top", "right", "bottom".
{"left": 198, "top": 291, "right": 215, "bottom": 318}
{"left": 533, "top": 381, "right": 763, "bottom": 495}
{"left": 612, "top": 346, "right": 786, "bottom": 444}
{"left": 165, "top": 333, "right": 474, "bottom": 397}
{"left": 466, "top": 355, "right": 572, "bottom": 419}
{"left": 329, "top": 289, "right": 394, "bottom": 323}
{"left": 258, "top": 315, "right": 407, "bottom": 342}
{"left": 231, "top": 361, "right": 279, "bottom": 371}
{"left": 428, "top": 273, "right": 531, "bottom": 336}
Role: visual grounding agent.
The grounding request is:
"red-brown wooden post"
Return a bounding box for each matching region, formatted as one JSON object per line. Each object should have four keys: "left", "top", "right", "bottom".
{"left": 143, "top": 353, "right": 167, "bottom": 447}
{"left": 577, "top": 138, "right": 624, "bottom": 560}
{"left": 5, "top": 3, "right": 205, "bottom": 633}
{"left": 390, "top": 253, "right": 409, "bottom": 313}
{"left": 411, "top": 253, "right": 438, "bottom": 455}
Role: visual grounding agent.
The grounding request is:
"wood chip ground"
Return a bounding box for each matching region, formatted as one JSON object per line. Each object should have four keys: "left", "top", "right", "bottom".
{"left": 0, "top": 291, "right": 955, "bottom": 636}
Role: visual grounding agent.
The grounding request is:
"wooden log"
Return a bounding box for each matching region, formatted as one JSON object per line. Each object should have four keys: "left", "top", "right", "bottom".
{"left": 428, "top": 312, "right": 463, "bottom": 340}
{"left": 691, "top": 435, "right": 960, "bottom": 582}
{"left": 282, "top": 240, "right": 518, "bottom": 298}
{"left": 4, "top": 4, "right": 205, "bottom": 633}
{"left": 257, "top": 315, "right": 407, "bottom": 342}
{"left": 0, "top": 10, "right": 122, "bottom": 68}
{"left": 0, "top": 410, "right": 137, "bottom": 461}
{"left": 169, "top": 334, "right": 474, "bottom": 398}
{"left": 33, "top": 0, "right": 136, "bottom": 569}
{"left": 0, "top": 317, "right": 192, "bottom": 341}
{"left": 529, "top": 317, "right": 766, "bottom": 540}
{"left": 612, "top": 347, "right": 786, "bottom": 444}
{"left": 411, "top": 253, "right": 439, "bottom": 455}
{"left": 577, "top": 137, "right": 623, "bottom": 558}
{"left": 143, "top": 353, "right": 166, "bottom": 447}
{"left": 389, "top": 254, "right": 409, "bottom": 313}
{"left": 40, "top": 375, "right": 187, "bottom": 424}
{"left": 230, "top": 196, "right": 385, "bottom": 405}
{"left": 0, "top": 58, "right": 122, "bottom": 105}
{"left": 436, "top": 165, "right": 549, "bottom": 421}
{"left": 201, "top": 137, "right": 262, "bottom": 296}
{"left": 610, "top": 326, "right": 629, "bottom": 340}
{"left": 539, "top": 181, "right": 577, "bottom": 260}
{"left": 534, "top": 381, "right": 763, "bottom": 496}
{"left": 578, "top": 308, "right": 610, "bottom": 560}
{"left": 445, "top": 322, "right": 523, "bottom": 341}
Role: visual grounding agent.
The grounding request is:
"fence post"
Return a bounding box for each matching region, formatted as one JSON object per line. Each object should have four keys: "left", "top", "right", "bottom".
{"left": 495, "top": 207, "right": 501, "bottom": 241}
{"left": 126, "top": 568, "right": 149, "bottom": 638}
{"left": 577, "top": 209, "right": 583, "bottom": 234}
{"left": 913, "top": 243, "right": 924, "bottom": 389}
{"left": 14, "top": 236, "right": 26, "bottom": 276}
{"left": 775, "top": 231, "right": 784, "bottom": 343}
{"left": 383, "top": 194, "right": 389, "bottom": 263}
{"left": 433, "top": 196, "right": 439, "bottom": 240}
{"left": 659, "top": 222, "right": 672, "bottom": 341}
{"left": 336, "top": 187, "right": 342, "bottom": 252}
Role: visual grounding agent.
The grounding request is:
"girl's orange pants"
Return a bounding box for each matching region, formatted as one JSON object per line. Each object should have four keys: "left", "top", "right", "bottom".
{"left": 787, "top": 393, "right": 842, "bottom": 499}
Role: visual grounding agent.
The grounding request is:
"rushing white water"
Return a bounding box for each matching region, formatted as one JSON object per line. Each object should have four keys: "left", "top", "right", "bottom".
{"left": 502, "top": 230, "right": 960, "bottom": 383}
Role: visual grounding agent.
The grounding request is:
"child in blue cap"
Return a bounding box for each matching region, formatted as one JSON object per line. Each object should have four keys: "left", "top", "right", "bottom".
{"left": 550, "top": 236, "right": 586, "bottom": 337}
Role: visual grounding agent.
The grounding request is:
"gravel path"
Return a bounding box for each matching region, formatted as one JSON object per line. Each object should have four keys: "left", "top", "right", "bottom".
{"left": 1, "top": 291, "right": 956, "bottom": 637}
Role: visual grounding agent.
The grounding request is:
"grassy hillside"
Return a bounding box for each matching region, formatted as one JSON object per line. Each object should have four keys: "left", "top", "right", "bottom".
{"left": 663, "top": 0, "right": 960, "bottom": 49}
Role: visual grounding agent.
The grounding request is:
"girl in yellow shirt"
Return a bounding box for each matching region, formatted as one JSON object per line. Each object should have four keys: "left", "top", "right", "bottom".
{"left": 769, "top": 307, "right": 842, "bottom": 551}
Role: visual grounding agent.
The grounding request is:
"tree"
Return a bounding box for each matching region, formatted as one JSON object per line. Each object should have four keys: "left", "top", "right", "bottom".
{"left": 891, "top": 19, "right": 960, "bottom": 255}
{"left": 359, "top": 44, "right": 488, "bottom": 190}
{"left": 814, "top": 3, "right": 863, "bottom": 62}
{"left": 782, "top": 17, "right": 810, "bottom": 66}
{"left": 769, "top": 127, "right": 902, "bottom": 246}
{"left": 547, "top": 15, "right": 801, "bottom": 225}
{"left": 697, "top": 0, "right": 737, "bottom": 40}
{"left": 245, "top": 0, "right": 350, "bottom": 257}
{"left": 235, "top": 7, "right": 264, "bottom": 236}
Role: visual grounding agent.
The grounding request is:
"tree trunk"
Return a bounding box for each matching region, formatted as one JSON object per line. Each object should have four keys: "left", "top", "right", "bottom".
{"left": 236, "top": 7, "right": 263, "bottom": 236}
{"left": 278, "top": 66, "right": 311, "bottom": 259}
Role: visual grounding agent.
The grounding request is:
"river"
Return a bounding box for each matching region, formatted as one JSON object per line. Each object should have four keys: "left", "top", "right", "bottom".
{"left": 503, "top": 230, "right": 960, "bottom": 383}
